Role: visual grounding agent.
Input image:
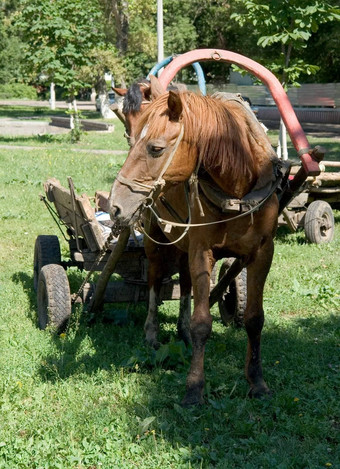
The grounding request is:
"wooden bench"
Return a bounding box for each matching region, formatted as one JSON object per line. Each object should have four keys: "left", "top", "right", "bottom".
{"left": 49, "top": 117, "right": 114, "bottom": 132}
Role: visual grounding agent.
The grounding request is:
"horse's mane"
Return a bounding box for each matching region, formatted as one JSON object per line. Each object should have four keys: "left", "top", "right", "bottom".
{"left": 136, "top": 91, "right": 276, "bottom": 185}
{"left": 123, "top": 79, "right": 149, "bottom": 114}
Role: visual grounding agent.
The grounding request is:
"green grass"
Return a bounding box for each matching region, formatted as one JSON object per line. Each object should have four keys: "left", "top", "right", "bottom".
{"left": 0, "top": 104, "right": 100, "bottom": 120}
{"left": 0, "top": 118, "right": 339, "bottom": 468}
{"left": 0, "top": 125, "right": 128, "bottom": 152}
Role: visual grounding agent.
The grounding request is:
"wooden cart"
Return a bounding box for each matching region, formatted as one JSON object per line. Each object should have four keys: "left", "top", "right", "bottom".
{"left": 34, "top": 178, "right": 236, "bottom": 332}
{"left": 279, "top": 162, "right": 338, "bottom": 243}
{"left": 34, "top": 178, "right": 189, "bottom": 330}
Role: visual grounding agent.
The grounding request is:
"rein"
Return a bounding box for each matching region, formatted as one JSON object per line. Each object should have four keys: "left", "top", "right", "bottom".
{"left": 134, "top": 163, "right": 282, "bottom": 247}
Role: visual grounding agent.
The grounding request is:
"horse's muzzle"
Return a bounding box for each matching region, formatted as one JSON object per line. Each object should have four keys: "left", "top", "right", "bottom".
{"left": 110, "top": 202, "right": 122, "bottom": 219}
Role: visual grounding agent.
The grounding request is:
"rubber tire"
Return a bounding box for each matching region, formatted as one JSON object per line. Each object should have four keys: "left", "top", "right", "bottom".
{"left": 37, "top": 264, "right": 71, "bottom": 332}
{"left": 218, "top": 258, "right": 247, "bottom": 328}
{"left": 304, "top": 200, "right": 334, "bottom": 244}
{"left": 34, "top": 235, "right": 61, "bottom": 291}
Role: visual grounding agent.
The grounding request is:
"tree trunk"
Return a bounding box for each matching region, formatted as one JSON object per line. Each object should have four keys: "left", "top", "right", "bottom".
{"left": 98, "top": 93, "right": 116, "bottom": 119}
{"left": 111, "top": 1, "right": 129, "bottom": 54}
{"left": 50, "top": 82, "right": 56, "bottom": 110}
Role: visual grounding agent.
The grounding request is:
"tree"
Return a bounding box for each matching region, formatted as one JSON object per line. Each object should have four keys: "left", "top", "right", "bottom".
{"left": 98, "top": 0, "right": 157, "bottom": 84}
{"left": 231, "top": 0, "right": 340, "bottom": 87}
{"left": 15, "top": 0, "right": 107, "bottom": 134}
{"left": 231, "top": 0, "right": 340, "bottom": 159}
{"left": 304, "top": 12, "right": 340, "bottom": 82}
{"left": 0, "top": 2, "right": 25, "bottom": 84}
{"left": 80, "top": 46, "right": 125, "bottom": 117}
{"left": 16, "top": 0, "right": 105, "bottom": 99}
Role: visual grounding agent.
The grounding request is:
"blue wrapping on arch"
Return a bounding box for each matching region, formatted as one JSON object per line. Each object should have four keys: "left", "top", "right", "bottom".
{"left": 147, "top": 56, "right": 206, "bottom": 96}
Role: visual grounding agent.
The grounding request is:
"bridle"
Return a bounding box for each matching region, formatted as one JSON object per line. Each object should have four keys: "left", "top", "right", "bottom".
{"left": 116, "top": 123, "right": 185, "bottom": 199}
{"left": 115, "top": 123, "right": 193, "bottom": 246}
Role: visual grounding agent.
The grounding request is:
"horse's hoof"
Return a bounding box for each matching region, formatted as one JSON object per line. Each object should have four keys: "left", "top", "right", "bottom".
{"left": 181, "top": 386, "right": 205, "bottom": 407}
{"left": 249, "top": 385, "right": 272, "bottom": 400}
{"left": 145, "top": 338, "right": 161, "bottom": 350}
{"left": 181, "top": 395, "right": 204, "bottom": 407}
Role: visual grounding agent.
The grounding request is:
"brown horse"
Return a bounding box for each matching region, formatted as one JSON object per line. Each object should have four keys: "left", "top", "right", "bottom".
{"left": 109, "top": 79, "right": 281, "bottom": 405}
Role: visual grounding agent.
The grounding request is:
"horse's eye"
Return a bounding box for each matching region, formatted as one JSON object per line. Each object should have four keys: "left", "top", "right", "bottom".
{"left": 147, "top": 143, "right": 166, "bottom": 157}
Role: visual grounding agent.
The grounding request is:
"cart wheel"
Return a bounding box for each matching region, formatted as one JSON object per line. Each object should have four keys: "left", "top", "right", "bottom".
{"left": 304, "top": 200, "right": 334, "bottom": 244}
{"left": 37, "top": 264, "right": 71, "bottom": 332}
{"left": 218, "top": 258, "right": 247, "bottom": 328}
{"left": 34, "top": 235, "right": 61, "bottom": 291}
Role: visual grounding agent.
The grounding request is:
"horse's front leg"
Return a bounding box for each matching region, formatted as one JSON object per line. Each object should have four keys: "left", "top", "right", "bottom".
{"left": 144, "top": 254, "right": 163, "bottom": 349}
{"left": 182, "top": 247, "right": 213, "bottom": 406}
{"left": 244, "top": 238, "right": 274, "bottom": 398}
{"left": 177, "top": 252, "right": 192, "bottom": 346}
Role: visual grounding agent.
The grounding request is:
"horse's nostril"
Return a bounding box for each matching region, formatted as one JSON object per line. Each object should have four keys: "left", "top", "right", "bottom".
{"left": 110, "top": 205, "right": 121, "bottom": 219}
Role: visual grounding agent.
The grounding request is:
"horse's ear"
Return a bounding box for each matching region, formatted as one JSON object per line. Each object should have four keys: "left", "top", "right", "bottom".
{"left": 168, "top": 91, "right": 182, "bottom": 122}
{"left": 142, "top": 84, "right": 152, "bottom": 101}
{"left": 112, "top": 87, "right": 127, "bottom": 96}
{"left": 150, "top": 74, "right": 166, "bottom": 99}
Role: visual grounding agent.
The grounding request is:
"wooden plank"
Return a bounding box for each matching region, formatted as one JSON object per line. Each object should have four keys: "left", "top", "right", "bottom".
{"left": 81, "top": 279, "right": 182, "bottom": 304}
{"left": 323, "top": 161, "right": 340, "bottom": 168}
{"left": 313, "top": 172, "right": 340, "bottom": 187}
{"left": 44, "top": 178, "right": 106, "bottom": 252}
{"left": 44, "top": 179, "right": 85, "bottom": 235}
{"left": 50, "top": 116, "right": 114, "bottom": 132}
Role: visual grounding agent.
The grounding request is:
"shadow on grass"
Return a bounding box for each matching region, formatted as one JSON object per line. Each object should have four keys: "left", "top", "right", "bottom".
{"left": 12, "top": 271, "right": 38, "bottom": 325}
{"left": 36, "top": 304, "right": 340, "bottom": 466}
{"left": 275, "top": 225, "right": 307, "bottom": 244}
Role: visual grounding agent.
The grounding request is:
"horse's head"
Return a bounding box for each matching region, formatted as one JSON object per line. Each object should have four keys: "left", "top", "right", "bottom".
{"left": 109, "top": 82, "right": 197, "bottom": 230}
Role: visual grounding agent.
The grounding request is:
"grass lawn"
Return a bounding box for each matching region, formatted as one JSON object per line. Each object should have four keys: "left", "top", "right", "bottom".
{"left": 0, "top": 113, "right": 339, "bottom": 468}
{"left": 0, "top": 104, "right": 100, "bottom": 120}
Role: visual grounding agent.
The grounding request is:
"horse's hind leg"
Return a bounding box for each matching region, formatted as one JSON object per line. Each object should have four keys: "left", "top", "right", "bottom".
{"left": 244, "top": 238, "right": 274, "bottom": 398}
{"left": 177, "top": 252, "right": 192, "bottom": 346}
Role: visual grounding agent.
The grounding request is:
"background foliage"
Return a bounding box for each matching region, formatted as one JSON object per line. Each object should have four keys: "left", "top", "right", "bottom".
{"left": 0, "top": 0, "right": 340, "bottom": 95}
